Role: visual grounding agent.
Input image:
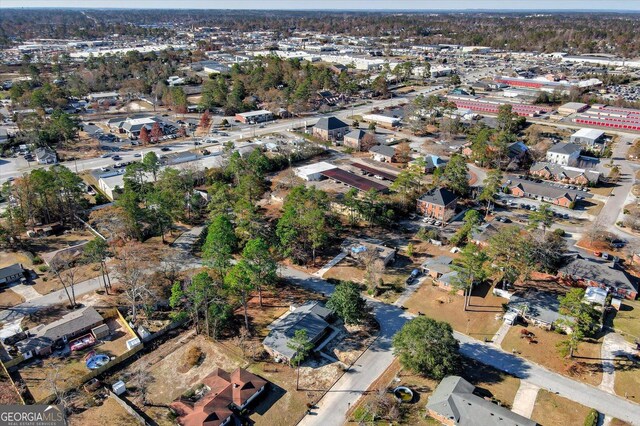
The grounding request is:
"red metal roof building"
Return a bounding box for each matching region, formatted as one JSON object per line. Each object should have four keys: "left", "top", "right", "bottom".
{"left": 573, "top": 104, "right": 640, "bottom": 132}
{"left": 321, "top": 168, "right": 388, "bottom": 192}
{"left": 447, "top": 95, "right": 549, "bottom": 117}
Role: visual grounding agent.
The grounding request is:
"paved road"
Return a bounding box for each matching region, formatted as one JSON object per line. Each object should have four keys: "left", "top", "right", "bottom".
{"left": 0, "top": 90, "right": 434, "bottom": 184}
{"left": 0, "top": 227, "right": 205, "bottom": 339}
{"left": 282, "top": 265, "right": 640, "bottom": 426}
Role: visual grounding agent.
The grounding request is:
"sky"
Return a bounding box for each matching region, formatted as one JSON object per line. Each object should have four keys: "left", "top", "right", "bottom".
{"left": 1, "top": 0, "right": 639, "bottom": 10}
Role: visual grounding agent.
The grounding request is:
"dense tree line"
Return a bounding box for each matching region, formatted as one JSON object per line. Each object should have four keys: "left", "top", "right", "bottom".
{"left": 2, "top": 10, "right": 638, "bottom": 56}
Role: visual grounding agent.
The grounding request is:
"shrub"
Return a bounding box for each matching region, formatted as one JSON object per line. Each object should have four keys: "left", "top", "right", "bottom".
{"left": 32, "top": 256, "right": 43, "bottom": 265}
{"left": 553, "top": 228, "right": 565, "bottom": 237}
{"left": 584, "top": 409, "right": 598, "bottom": 426}
{"left": 184, "top": 346, "right": 203, "bottom": 370}
{"left": 38, "top": 265, "right": 49, "bottom": 273}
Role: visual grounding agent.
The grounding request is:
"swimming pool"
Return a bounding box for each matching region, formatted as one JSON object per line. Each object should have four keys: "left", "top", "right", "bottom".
{"left": 86, "top": 354, "right": 110, "bottom": 370}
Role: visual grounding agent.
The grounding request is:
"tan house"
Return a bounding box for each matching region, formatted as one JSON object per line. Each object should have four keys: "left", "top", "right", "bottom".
{"left": 312, "top": 116, "right": 349, "bottom": 142}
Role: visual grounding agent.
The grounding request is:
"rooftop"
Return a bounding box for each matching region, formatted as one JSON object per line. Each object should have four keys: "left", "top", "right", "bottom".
{"left": 547, "top": 142, "right": 581, "bottom": 155}
{"left": 418, "top": 187, "right": 458, "bottom": 207}
{"left": 314, "top": 116, "right": 349, "bottom": 131}
{"left": 426, "top": 376, "right": 536, "bottom": 426}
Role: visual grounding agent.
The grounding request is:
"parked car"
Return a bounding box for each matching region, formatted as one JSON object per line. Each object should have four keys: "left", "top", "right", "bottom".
{"left": 160, "top": 147, "right": 171, "bottom": 152}
{"left": 406, "top": 269, "right": 421, "bottom": 285}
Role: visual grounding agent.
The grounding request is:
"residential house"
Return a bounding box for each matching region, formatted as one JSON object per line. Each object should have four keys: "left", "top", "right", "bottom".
{"left": 416, "top": 188, "right": 458, "bottom": 221}
{"left": 171, "top": 368, "right": 268, "bottom": 426}
{"left": 559, "top": 255, "right": 637, "bottom": 300}
{"left": 263, "top": 301, "right": 334, "bottom": 363}
{"left": 343, "top": 129, "right": 367, "bottom": 151}
{"left": 369, "top": 145, "right": 396, "bottom": 163}
{"left": 506, "top": 289, "right": 565, "bottom": 330}
{"left": 35, "top": 146, "right": 57, "bottom": 164}
{"left": 312, "top": 116, "right": 349, "bottom": 142}
{"left": 546, "top": 143, "right": 581, "bottom": 166}
{"left": 422, "top": 155, "right": 447, "bottom": 173}
{"left": 0, "top": 263, "right": 26, "bottom": 285}
{"left": 570, "top": 128, "right": 606, "bottom": 148}
{"left": 87, "top": 92, "right": 119, "bottom": 103}
{"left": 508, "top": 180, "right": 575, "bottom": 208}
{"left": 341, "top": 238, "right": 396, "bottom": 266}
{"left": 426, "top": 376, "right": 536, "bottom": 426}
{"left": 506, "top": 141, "right": 529, "bottom": 168}
{"left": 529, "top": 162, "right": 600, "bottom": 186}
{"left": 470, "top": 223, "right": 504, "bottom": 248}
{"left": 421, "top": 256, "right": 453, "bottom": 279}
{"left": 15, "top": 307, "right": 104, "bottom": 358}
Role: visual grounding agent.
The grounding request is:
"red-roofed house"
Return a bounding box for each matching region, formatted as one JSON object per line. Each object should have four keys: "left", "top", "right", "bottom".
{"left": 171, "top": 368, "right": 268, "bottom": 426}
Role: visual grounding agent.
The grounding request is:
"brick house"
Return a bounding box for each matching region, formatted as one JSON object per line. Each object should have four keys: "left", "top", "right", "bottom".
{"left": 529, "top": 162, "right": 600, "bottom": 186}
{"left": 312, "top": 116, "right": 349, "bottom": 142}
{"left": 416, "top": 188, "right": 458, "bottom": 221}
{"left": 509, "top": 180, "right": 575, "bottom": 208}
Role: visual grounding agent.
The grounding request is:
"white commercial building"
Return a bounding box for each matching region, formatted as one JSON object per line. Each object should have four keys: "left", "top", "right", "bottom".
{"left": 294, "top": 161, "right": 336, "bottom": 181}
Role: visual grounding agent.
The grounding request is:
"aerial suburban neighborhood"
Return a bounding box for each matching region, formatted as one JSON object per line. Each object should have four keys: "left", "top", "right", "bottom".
{"left": 1, "top": 4, "right": 640, "bottom": 426}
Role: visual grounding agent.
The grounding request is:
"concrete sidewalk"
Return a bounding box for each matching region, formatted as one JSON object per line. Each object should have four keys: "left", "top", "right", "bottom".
{"left": 312, "top": 252, "right": 347, "bottom": 278}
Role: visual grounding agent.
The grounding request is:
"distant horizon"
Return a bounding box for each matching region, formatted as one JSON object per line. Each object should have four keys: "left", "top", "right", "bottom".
{"left": 1, "top": 0, "right": 639, "bottom": 12}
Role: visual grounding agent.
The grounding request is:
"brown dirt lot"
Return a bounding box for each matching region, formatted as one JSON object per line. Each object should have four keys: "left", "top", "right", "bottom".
{"left": 403, "top": 281, "right": 504, "bottom": 339}
{"left": 0, "top": 287, "right": 25, "bottom": 308}
{"left": 530, "top": 390, "right": 592, "bottom": 426}
{"left": 0, "top": 367, "right": 22, "bottom": 404}
{"left": 501, "top": 325, "right": 603, "bottom": 386}
{"left": 69, "top": 395, "right": 137, "bottom": 426}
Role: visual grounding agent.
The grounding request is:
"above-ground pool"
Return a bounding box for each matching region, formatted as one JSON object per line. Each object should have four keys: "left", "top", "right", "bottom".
{"left": 393, "top": 386, "right": 414, "bottom": 403}
{"left": 86, "top": 354, "right": 110, "bottom": 370}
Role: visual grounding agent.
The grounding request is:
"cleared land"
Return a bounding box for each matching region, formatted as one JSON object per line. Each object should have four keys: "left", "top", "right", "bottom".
{"left": 530, "top": 390, "right": 592, "bottom": 426}
{"left": 69, "top": 395, "right": 137, "bottom": 426}
{"left": 501, "top": 324, "right": 603, "bottom": 386}
{"left": 403, "top": 281, "right": 504, "bottom": 338}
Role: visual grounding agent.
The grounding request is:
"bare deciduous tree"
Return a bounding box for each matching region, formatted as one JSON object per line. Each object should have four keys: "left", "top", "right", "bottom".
{"left": 112, "top": 242, "right": 154, "bottom": 324}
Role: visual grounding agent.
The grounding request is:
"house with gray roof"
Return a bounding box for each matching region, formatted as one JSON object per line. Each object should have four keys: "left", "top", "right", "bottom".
{"left": 369, "top": 144, "right": 396, "bottom": 163}
{"left": 426, "top": 376, "right": 536, "bottom": 426}
{"left": 559, "top": 255, "right": 637, "bottom": 300}
{"left": 530, "top": 162, "right": 600, "bottom": 186}
{"left": 15, "top": 307, "right": 104, "bottom": 358}
{"left": 417, "top": 187, "right": 458, "bottom": 221}
{"left": 546, "top": 143, "right": 581, "bottom": 166}
{"left": 0, "top": 263, "right": 26, "bottom": 285}
{"left": 35, "top": 146, "right": 57, "bottom": 164}
{"left": 262, "top": 301, "right": 334, "bottom": 363}
{"left": 312, "top": 116, "right": 349, "bottom": 142}
{"left": 343, "top": 129, "right": 367, "bottom": 150}
{"left": 506, "top": 289, "right": 567, "bottom": 330}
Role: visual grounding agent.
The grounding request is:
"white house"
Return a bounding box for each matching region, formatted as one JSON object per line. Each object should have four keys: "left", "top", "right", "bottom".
{"left": 546, "top": 143, "right": 581, "bottom": 166}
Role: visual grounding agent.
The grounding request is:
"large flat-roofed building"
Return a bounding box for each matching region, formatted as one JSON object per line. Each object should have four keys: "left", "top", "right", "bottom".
{"left": 570, "top": 128, "right": 606, "bottom": 147}
{"left": 294, "top": 161, "right": 337, "bottom": 181}
{"left": 235, "top": 109, "right": 274, "bottom": 124}
{"left": 558, "top": 102, "right": 589, "bottom": 115}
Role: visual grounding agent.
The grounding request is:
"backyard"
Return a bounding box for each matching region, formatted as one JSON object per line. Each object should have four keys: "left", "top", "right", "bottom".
{"left": 69, "top": 395, "right": 137, "bottom": 426}
{"left": 614, "top": 360, "right": 640, "bottom": 401}
{"left": 18, "top": 317, "right": 136, "bottom": 402}
{"left": 403, "top": 281, "right": 504, "bottom": 339}
{"left": 501, "top": 324, "right": 603, "bottom": 386}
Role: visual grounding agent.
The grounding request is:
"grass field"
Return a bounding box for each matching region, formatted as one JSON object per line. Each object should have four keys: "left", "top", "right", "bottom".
{"left": 530, "top": 390, "right": 592, "bottom": 426}
{"left": 403, "top": 281, "right": 504, "bottom": 339}
{"left": 612, "top": 299, "right": 640, "bottom": 343}
{"left": 69, "top": 396, "right": 136, "bottom": 426}
{"left": 614, "top": 360, "right": 640, "bottom": 402}
{"left": 501, "top": 325, "right": 603, "bottom": 386}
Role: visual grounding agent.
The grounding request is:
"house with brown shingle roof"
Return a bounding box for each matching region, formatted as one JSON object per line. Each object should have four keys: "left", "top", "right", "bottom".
{"left": 171, "top": 368, "right": 268, "bottom": 426}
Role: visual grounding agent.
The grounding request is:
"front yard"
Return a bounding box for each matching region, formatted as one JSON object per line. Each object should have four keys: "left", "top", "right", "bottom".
{"left": 19, "top": 318, "right": 136, "bottom": 402}
{"left": 612, "top": 299, "right": 640, "bottom": 343}
{"left": 501, "top": 324, "right": 603, "bottom": 386}
{"left": 347, "top": 357, "right": 521, "bottom": 425}
{"left": 530, "top": 390, "right": 592, "bottom": 426}
{"left": 403, "top": 281, "right": 504, "bottom": 338}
